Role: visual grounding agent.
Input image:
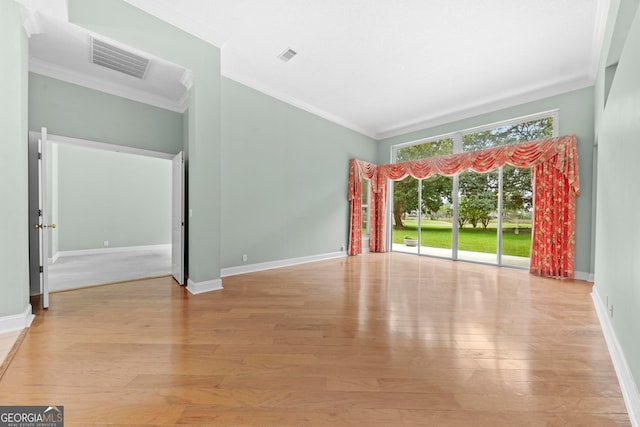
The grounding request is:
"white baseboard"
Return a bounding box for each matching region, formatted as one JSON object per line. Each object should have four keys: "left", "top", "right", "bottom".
{"left": 574, "top": 270, "right": 594, "bottom": 282}
{"left": 57, "top": 244, "right": 171, "bottom": 258}
{"left": 221, "top": 251, "right": 347, "bottom": 277}
{"left": 0, "top": 305, "right": 34, "bottom": 334}
{"left": 48, "top": 251, "right": 59, "bottom": 265}
{"left": 592, "top": 290, "right": 640, "bottom": 426}
{"left": 187, "top": 278, "right": 223, "bottom": 295}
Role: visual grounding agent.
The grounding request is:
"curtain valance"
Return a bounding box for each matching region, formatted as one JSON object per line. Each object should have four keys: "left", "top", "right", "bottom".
{"left": 348, "top": 159, "right": 377, "bottom": 200}
{"left": 374, "top": 135, "right": 579, "bottom": 194}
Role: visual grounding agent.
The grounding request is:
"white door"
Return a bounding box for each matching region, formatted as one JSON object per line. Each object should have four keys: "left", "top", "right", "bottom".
{"left": 171, "top": 151, "right": 185, "bottom": 284}
{"left": 39, "top": 128, "right": 53, "bottom": 308}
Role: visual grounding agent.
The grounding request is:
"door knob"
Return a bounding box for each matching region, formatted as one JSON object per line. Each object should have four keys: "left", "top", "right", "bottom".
{"left": 33, "top": 224, "right": 57, "bottom": 229}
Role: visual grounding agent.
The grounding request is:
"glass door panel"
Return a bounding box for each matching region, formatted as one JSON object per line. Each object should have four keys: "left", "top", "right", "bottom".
{"left": 392, "top": 176, "right": 419, "bottom": 254}
{"left": 501, "top": 165, "right": 532, "bottom": 268}
{"left": 457, "top": 170, "right": 499, "bottom": 264}
{"left": 393, "top": 137, "right": 454, "bottom": 257}
{"left": 419, "top": 175, "right": 453, "bottom": 258}
{"left": 361, "top": 178, "right": 370, "bottom": 237}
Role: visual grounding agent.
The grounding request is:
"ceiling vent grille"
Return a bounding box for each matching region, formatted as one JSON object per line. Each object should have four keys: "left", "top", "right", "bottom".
{"left": 91, "top": 38, "right": 150, "bottom": 79}
{"left": 278, "top": 48, "right": 297, "bottom": 62}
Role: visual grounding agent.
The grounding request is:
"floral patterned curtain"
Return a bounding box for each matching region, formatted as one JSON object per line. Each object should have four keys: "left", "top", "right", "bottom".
{"left": 530, "top": 156, "right": 577, "bottom": 278}
{"left": 348, "top": 135, "right": 580, "bottom": 278}
{"left": 348, "top": 159, "right": 376, "bottom": 255}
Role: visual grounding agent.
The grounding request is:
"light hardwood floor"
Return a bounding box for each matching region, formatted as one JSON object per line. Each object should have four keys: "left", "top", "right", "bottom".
{"left": 0, "top": 253, "right": 630, "bottom": 426}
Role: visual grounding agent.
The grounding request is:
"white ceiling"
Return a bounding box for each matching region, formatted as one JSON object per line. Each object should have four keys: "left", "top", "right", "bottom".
{"left": 21, "top": 0, "right": 610, "bottom": 139}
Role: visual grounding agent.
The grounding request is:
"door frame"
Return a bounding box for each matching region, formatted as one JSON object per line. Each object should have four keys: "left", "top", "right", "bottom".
{"left": 27, "top": 131, "right": 186, "bottom": 307}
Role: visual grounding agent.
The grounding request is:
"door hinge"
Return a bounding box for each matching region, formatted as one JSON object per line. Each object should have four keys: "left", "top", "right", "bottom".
{"left": 38, "top": 209, "right": 42, "bottom": 216}
{"left": 38, "top": 152, "right": 42, "bottom": 160}
{"left": 39, "top": 266, "right": 43, "bottom": 273}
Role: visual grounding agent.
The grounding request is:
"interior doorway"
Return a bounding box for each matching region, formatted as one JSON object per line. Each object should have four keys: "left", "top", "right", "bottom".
{"left": 28, "top": 131, "right": 185, "bottom": 309}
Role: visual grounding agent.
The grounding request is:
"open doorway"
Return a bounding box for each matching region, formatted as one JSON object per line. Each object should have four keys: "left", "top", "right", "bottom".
{"left": 28, "top": 131, "right": 185, "bottom": 308}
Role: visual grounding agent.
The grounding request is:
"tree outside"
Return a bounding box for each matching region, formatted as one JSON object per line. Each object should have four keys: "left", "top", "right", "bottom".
{"left": 393, "top": 138, "right": 453, "bottom": 228}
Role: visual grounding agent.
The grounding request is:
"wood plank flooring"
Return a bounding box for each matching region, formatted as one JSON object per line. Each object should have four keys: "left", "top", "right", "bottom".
{"left": 0, "top": 253, "right": 630, "bottom": 426}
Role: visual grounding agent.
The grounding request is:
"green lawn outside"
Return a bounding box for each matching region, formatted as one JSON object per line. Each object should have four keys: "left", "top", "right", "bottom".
{"left": 392, "top": 219, "right": 532, "bottom": 257}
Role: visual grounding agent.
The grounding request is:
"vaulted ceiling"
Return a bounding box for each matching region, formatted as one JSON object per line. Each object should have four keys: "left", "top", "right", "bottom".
{"left": 22, "top": 0, "right": 610, "bottom": 139}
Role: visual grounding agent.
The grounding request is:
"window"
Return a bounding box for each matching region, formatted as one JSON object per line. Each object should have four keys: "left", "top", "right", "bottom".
{"left": 391, "top": 111, "right": 557, "bottom": 267}
{"left": 361, "top": 178, "right": 370, "bottom": 238}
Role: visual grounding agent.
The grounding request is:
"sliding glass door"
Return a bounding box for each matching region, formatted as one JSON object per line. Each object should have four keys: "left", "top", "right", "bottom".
{"left": 390, "top": 113, "right": 555, "bottom": 268}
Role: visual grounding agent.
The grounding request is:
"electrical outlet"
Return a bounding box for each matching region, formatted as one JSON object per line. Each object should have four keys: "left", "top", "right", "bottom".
{"left": 340, "top": 243, "right": 345, "bottom": 251}
{"left": 103, "top": 240, "right": 109, "bottom": 247}
{"left": 609, "top": 304, "right": 614, "bottom": 318}
{"left": 242, "top": 254, "right": 247, "bottom": 262}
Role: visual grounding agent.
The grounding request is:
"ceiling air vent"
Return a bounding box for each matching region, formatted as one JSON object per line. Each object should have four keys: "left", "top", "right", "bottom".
{"left": 278, "top": 48, "right": 297, "bottom": 62}
{"left": 91, "top": 37, "right": 150, "bottom": 79}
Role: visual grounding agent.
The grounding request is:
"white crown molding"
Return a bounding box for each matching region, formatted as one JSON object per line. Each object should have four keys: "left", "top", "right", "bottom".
{"left": 0, "top": 305, "right": 34, "bottom": 334}
{"left": 179, "top": 69, "right": 194, "bottom": 91}
{"left": 186, "top": 278, "right": 223, "bottom": 295}
{"left": 177, "top": 90, "right": 190, "bottom": 113}
{"left": 221, "top": 71, "right": 378, "bottom": 140}
{"left": 592, "top": 290, "right": 640, "bottom": 426}
{"left": 19, "top": 6, "right": 43, "bottom": 38}
{"left": 224, "top": 68, "right": 594, "bottom": 142}
{"left": 177, "top": 70, "right": 192, "bottom": 111}
{"left": 29, "top": 58, "right": 187, "bottom": 113}
{"left": 376, "top": 74, "right": 595, "bottom": 140}
{"left": 588, "top": 0, "right": 612, "bottom": 82}
{"left": 221, "top": 251, "right": 347, "bottom": 278}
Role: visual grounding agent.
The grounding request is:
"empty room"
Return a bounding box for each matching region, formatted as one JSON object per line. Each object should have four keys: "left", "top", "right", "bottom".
{"left": 1, "top": 0, "right": 639, "bottom": 425}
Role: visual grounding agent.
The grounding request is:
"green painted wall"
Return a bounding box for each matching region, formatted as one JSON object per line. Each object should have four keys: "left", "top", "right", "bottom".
{"left": 0, "top": 0, "right": 30, "bottom": 318}
{"left": 378, "top": 87, "right": 595, "bottom": 275}
{"left": 56, "top": 144, "right": 171, "bottom": 252}
{"left": 68, "top": 0, "right": 221, "bottom": 284}
{"left": 28, "top": 73, "right": 179, "bottom": 256}
{"left": 29, "top": 73, "right": 183, "bottom": 154}
{"left": 594, "top": 0, "right": 640, "bottom": 392}
{"left": 220, "top": 78, "right": 377, "bottom": 268}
